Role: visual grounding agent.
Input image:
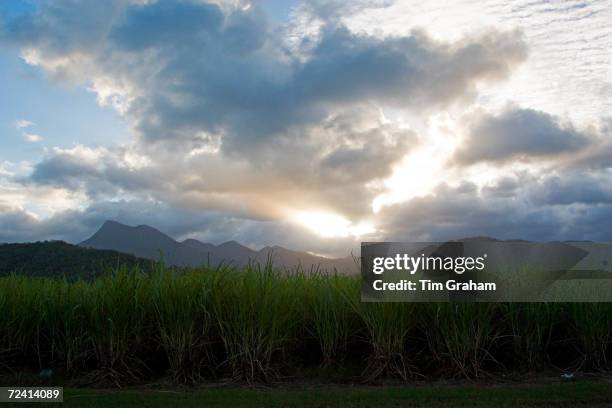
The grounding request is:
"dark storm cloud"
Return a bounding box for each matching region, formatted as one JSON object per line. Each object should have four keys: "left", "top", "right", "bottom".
{"left": 293, "top": 27, "right": 526, "bottom": 107}
{"left": 110, "top": 1, "right": 226, "bottom": 51}
{"left": 0, "top": 0, "right": 125, "bottom": 51}
{"left": 29, "top": 154, "right": 99, "bottom": 188}
{"left": 25, "top": 146, "right": 158, "bottom": 200}
{"left": 1, "top": 0, "right": 528, "bottom": 150}
{"left": 0, "top": 206, "right": 48, "bottom": 243}
{"left": 526, "top": 173, "right": 612, "bottom": 206}
{"left": 379, "top": 176, "right": 612, "bottom": 243}
{"left": 480, "top": 170, "right": 612, "bottom": 206}
{"left": 562, "top": 119, "right": 612, "bottom": 170}
{"left": 454, "top": 108, "right": 592, "bottom": 164}
{"left": 480, "top": 176, "right": 521, "bottom": 198}
{"left": 298, "top": 0, "right": 394, "bottom": 22}
{"left": 135, "top": 23, "right": 526, "bottom": 153}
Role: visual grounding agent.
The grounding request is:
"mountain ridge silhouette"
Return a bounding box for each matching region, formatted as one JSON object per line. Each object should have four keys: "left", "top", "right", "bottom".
{"left": 79, "top": 220, "right": 358, "bottom": 272}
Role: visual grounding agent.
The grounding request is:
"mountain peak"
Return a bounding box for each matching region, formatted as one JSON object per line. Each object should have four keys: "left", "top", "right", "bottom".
{"left": 182, "top": 238, "right": 215, "bottom": 251}
{"left": 79, "top": 220, "right": 181, "bottom": 261}
{"left": 218, "top": 240, "right": 246, "bottom": 249}
{"left": 100, "top": 219, "right": 126, "bottom": 229}
{"left": 87, "top": 220, "right": 170, "bottom": 241}
{"left": 182, "top": 238, "right": 202, "bottom": 245}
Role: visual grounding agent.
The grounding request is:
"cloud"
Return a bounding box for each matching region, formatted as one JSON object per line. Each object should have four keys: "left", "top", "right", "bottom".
{"left": 526, "top": 173, "right": 612, "bottom": 206}
{"left": 0, "top": 207, "right": 45, "bottom": 243}
{"left": 26, "top": 145, "right": 159, "bottom": 200}
{"left": 297, "top": 0, "right": 394, "bottom": 23}
{"left": 21, "top": 105, "right": 416, "bottom": 220}
{"left": 379, "top": 172, "right": 612, "bottom": 243}
{"left": 559, "top": 119, "right": 612, "bottom": 170}
{"left": 0, "top": 1, "right": 527, "bottom": 150}
{"left": 384, "top": 113, "right": 612, "bottom": 243}
{"left": 14, "top": 119, "right": 34, "bottom": 129}
{"left": 13, "top": 118, "right": 43, "bottom": 143}
{"left": 454, "top": 107, "right": 592, "bottom": 164}
{"left": 23, "top": 133, "right": 43, "bottom": 143}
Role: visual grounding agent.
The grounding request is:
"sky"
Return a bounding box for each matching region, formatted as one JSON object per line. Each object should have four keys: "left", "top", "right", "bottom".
{"left": 0, "top": 0, "right": 611, "bottom": 256}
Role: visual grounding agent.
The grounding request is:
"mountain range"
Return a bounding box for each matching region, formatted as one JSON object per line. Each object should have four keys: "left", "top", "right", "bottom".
{"left": 79, "top": 220, "right": 358, "bottom": 273}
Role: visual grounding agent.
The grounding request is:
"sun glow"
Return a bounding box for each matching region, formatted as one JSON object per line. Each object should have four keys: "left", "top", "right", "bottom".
{"left": 293, "top": 211, "right": 374, "bottom": 238}
{"left": 372, "top": 113, "right": 461, "bottom": 212}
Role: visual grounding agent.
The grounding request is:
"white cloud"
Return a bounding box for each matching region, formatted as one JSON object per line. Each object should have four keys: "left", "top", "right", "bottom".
{"left": 14, "top": 119, "right": 34, "bottom": 129}
{"left": 14, "top": 119, "right": 43, "bottom": 143}
{"left": 23, "top": 133, "right": 44, "bottom": 143}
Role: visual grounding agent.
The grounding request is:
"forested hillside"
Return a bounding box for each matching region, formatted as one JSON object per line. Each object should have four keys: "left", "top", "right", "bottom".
{"left": 0, "top": 241, "right": 155, "bottom": 279}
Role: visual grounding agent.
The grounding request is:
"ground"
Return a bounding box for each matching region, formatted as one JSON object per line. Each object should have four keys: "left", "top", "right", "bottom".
{"left": 4, "top": 380, "right": 612, "bottom": 407}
